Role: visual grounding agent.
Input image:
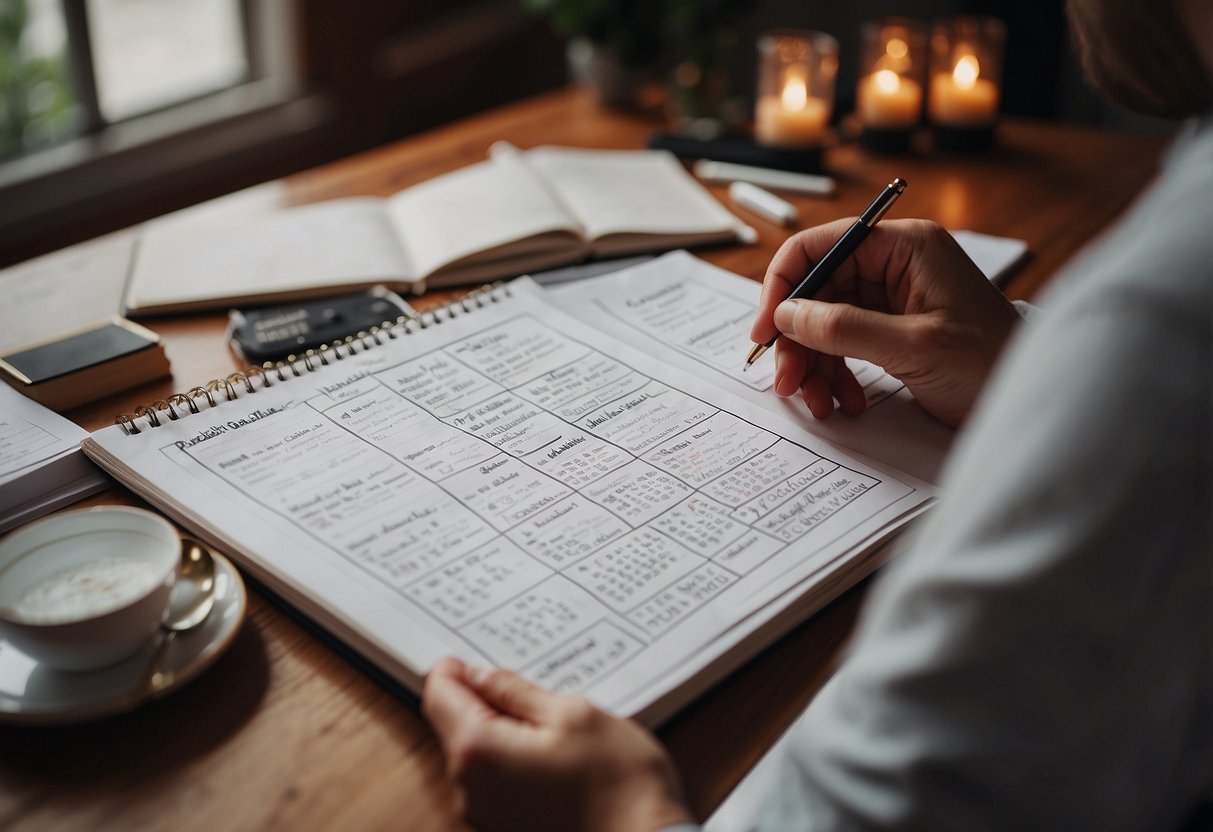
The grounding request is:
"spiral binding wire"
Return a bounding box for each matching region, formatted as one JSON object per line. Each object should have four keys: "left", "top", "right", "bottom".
{"left": 115, "top": 282, "right": 512, "bottom": 435}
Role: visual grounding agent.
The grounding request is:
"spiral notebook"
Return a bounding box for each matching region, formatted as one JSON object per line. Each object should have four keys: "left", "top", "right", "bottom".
{"left": 83, "top": 279, "right": 935, "bottom": 725}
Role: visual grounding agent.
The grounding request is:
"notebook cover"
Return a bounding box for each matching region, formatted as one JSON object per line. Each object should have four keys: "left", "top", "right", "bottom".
{"left": 0, "top": 319, "right": 159, "bottom": 385}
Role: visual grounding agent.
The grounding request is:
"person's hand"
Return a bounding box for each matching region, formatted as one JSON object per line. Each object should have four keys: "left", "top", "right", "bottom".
{"left": 750, "top": 218, "right": 1021, "bottom": 427}
{"left": 423, "top": 657, "right": 693, "bottom": 832}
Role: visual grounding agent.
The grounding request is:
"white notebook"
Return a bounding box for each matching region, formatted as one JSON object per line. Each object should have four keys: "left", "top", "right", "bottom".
{"left": 0, "top": 384, "right": 107, "bottom": 533}
{"left": 85, "top": 279, "right": 932, "bottom": 725}
{"left": 124, "top": 144, "right": 754, "bottom": 316}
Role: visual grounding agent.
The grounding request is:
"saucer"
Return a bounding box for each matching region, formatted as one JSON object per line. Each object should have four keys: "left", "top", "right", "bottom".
{"left": 0, "top": 544, "right": 246, "bottom": 725}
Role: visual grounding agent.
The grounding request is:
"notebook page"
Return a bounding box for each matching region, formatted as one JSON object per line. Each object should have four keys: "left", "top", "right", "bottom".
{"left": 0, "top": 384, "right": 91, "bottom": 486}
{"left": 385, "top": 153, "right": 583, "bottom": 280}
{"left": 949, "top": 230, "right": 1029, "bottom": 285}
{"left": 128, "top": 199, "right": 417, "bottom": 310}
{"left": 85, "top": 282, "right": 932, "bottom": 721}
{"left": 545, "top": 251, "right": 956, "bottom": 485}
{"left": 0, "top": 383, "right": 106, "bottom": 532}
{"left": 521, "top": 146, "right": 752, "bottom": 244}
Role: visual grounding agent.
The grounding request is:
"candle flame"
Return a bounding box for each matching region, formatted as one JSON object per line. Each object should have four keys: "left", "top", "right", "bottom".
{"left": 886, "top": 37, "right": 908, "bottom": 60}
{"left": 781, "top": 70, "right": 808, "bottom": 110}
{"left": 953, "top": 55, "right": 980, "bottom": 90}
{"left": 874, "top": 69, "right": 901, "bottom": 94}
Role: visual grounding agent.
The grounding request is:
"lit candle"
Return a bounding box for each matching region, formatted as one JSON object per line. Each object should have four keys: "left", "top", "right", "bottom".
{"left": 755, "top": 67, "right": 830, "bottom": 147}
{"left": 929, "top": 54, "right": 998, "bottom": 126}
{"left": 882, "top": 35, "right": 911, "bottom": 74}
{"left": 858, "top": 69, "right": 922, "bottom": 129}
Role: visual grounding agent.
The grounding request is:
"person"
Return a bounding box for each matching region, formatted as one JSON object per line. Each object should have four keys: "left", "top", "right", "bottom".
{"left": 422, "top": 0, "right": 1213, "bottom": 828}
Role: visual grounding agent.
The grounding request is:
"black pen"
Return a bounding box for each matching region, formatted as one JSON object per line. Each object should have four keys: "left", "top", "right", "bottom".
{"left": 745, "top": 178, "right": 907, "bottom": 370}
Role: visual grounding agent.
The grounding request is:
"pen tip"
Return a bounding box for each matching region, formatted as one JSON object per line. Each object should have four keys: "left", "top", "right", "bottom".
{"left": 745, "top": 342, "right": 769, "bottom": 367}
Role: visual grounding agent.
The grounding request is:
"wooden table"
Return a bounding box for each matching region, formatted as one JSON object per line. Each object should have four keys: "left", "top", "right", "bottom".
{"left": 0, "top": 89, "right": 1165, "bottom": 831}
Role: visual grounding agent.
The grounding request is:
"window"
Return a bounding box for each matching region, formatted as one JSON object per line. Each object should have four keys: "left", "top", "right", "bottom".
{"left": 2, "top": 0, "right": 258, "bottom": 161}
{"left": 87, "top": 0, "right": 250, "bottom": 122}
{"left": 0, "top": 0, "right": 323, "bottom": 266}
{"left": 1, "top": 0, "right": 76, "bottom": 160}
{"left": 0, "top": 0, "right": 564, "bottom": 268}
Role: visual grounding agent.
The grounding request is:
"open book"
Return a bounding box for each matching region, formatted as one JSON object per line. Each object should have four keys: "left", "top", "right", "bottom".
{"left": 124, "top": 145, "right": 754, "bottom": 316}
{"left": 84, "top": 277, "right": 933, "bottom": 725}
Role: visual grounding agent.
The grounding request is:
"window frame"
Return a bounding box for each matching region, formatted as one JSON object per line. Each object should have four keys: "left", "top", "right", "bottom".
{"left": 0, "top": 0, "right": 567, "bottom": 269}
{"left": 0, "top": 0, "right": 333, "bottom": 266}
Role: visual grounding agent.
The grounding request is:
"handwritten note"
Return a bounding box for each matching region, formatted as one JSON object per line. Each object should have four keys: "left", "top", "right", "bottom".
{"left": 545, "top": 252, "right": 957, "bottom": 485}
{"left": 0, "top": 384, "right": 89, "bottom": 482}
{"left": 0, "top": 383, "right": 106, "bottom": 533}
{"left": 561, "top": 257, "right": 901, "bottom": 403}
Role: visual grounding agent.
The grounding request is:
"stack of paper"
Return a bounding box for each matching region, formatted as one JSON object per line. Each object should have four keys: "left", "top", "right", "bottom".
{"left": 0, "top": 384, "right": 107, "bottom": 533}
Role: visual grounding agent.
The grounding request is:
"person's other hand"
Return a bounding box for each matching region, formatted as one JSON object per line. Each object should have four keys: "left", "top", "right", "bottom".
{"left": 750, "top": 218, "right": 1020, "bottom": 427}
{"left": 423, "top": 657, "right": 693, "bottom": 832}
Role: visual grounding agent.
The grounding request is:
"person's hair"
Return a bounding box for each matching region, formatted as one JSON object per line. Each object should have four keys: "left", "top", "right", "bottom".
{"left": 1066, "top": 0, "right": 1212, "bottom": 118}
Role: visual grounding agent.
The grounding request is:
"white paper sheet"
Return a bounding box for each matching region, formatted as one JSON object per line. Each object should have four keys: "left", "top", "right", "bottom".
{"left": 951, "top": 229, "right": 1029, "bottom": 285}
{"left": 0, "top": 384, "right": 106, "bottom": 532}
{"left": 0, "top": 385, "right": 91, "bottom": 486}
{"left": 545, "top": 252, "right": 956, "bottom": 485}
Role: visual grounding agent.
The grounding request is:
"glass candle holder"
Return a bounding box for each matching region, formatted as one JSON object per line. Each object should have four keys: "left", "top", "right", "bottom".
{"left": 856, "top": 18, "right": 927, "bottom": 153}
{"left": 928, "top": 16, "right": 1005, "bottom": 150}
{"left": 754, "top": 30, "right": 838, "bottom": 150}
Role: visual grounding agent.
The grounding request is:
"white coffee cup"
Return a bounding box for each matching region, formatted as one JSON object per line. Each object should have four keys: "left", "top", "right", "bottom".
{"left": 0, "top": 506, "right": 180, "bottom": 671}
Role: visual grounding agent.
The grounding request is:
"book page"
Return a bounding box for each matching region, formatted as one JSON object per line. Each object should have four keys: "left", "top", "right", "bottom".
{"left": 385, "top": 153, "right": 583, "bottom": 281}
{"left": 128, "top": 199, "right": 417, "bottom": 311}
{"left": 0, "top": 384, "right": 92, "bottom": 486}
{"left": 521, "top": 146, "right": 751, "bottom": 245}
{"left": 0, "top": 383, "right": 107, "bottom": 534}
{"left": 86, "top": 283, "right": 932, "bottom": 722}
{"left": 545, "top": 251, "right": 956, "bottom": 485}
{"left": 949, "top": 230, "right": 1029, "bottom": 285}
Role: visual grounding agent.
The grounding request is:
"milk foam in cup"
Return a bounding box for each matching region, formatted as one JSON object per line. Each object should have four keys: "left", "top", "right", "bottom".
{"left": 0, "top": 507, "right": 179, "bottom": 671}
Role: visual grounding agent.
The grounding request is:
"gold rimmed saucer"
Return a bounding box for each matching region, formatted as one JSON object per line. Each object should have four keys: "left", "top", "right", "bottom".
{"left": 0, "top": 540, "right": 245, "bottom": 725}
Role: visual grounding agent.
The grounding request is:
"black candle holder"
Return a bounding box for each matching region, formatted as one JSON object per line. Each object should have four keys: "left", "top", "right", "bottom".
{"left": 860, "top": 126, "right": 914, "bottom": 154}
{"left": 647, "top": 132, "right": 825, "bottom": 173}
{"left": 932, "top": 124, "right": 995, "bottom": 152}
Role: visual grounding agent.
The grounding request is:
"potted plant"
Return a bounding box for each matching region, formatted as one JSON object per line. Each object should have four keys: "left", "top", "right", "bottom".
{"left": 522, "top": 0, "right": 667, "bottom": 109}
{"left": 524, "top": 0, "right": 751, "bottom": 127}
{"left": 663, "top": 0, "right": 751, "bottom": 134}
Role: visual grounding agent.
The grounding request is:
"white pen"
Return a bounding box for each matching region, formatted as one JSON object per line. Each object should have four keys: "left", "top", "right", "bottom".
{"left": 695, "top": 159, "right": 836, "bottom": 196}
{"left": 729, "top": 181, "right": 799, "bottom": 227}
